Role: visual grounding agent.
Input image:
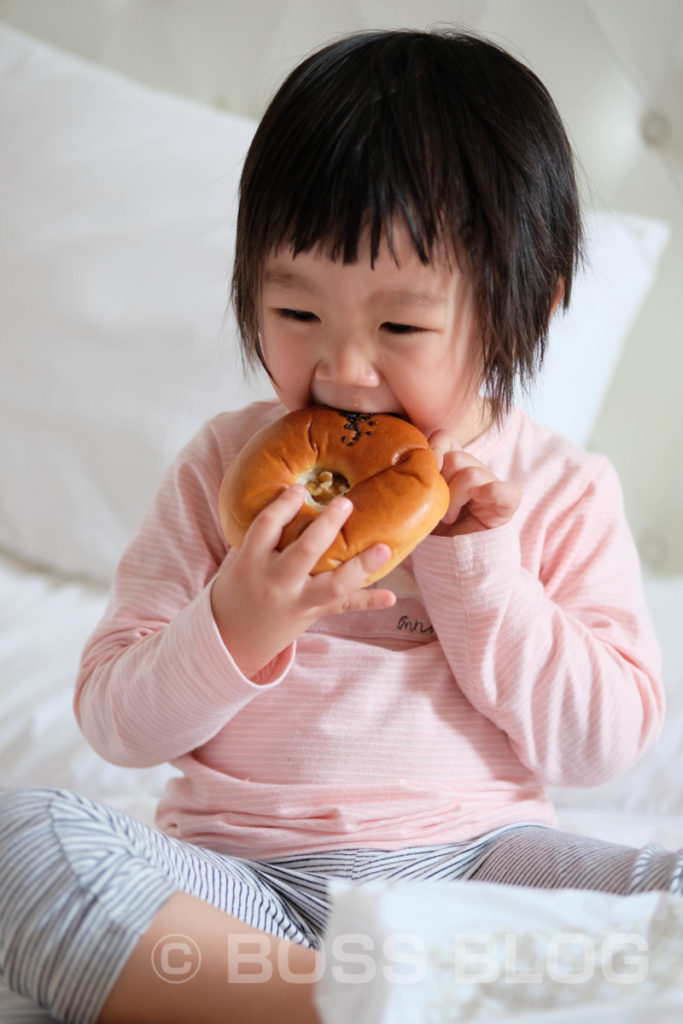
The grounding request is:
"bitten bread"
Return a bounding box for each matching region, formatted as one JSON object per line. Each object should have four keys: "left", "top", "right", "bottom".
{"left": 218, "top": 407, "right": 450, "bottom": 585}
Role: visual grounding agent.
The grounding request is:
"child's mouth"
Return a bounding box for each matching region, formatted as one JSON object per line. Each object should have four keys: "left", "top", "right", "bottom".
{"left": 318, "top": 402, "right": 408, "bottom": 422}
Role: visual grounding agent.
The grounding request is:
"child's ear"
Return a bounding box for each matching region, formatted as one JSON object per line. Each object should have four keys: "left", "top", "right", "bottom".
{"left": 550, "top": 278, "right": 565, "bottom": 316}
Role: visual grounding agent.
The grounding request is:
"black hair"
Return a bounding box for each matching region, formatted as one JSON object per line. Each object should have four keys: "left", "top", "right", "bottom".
{"left": 232, "top": 28, "right": 582, "bottom": 420}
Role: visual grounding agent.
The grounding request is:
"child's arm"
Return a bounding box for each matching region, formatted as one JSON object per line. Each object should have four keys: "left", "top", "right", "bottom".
{"left": 414, "top": 433, "right": 664, "bottom": 788}
{"left": 75, "top": 416, "right": 394, "bottom": 768}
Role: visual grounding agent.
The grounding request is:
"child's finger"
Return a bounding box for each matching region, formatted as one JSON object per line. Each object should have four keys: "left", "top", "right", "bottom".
{"left": 242, "top": 484, "right": 307, "bottom": 551}
{"left": 443, "top": 465, "right": 493, "bottom": 524}
{"left": 339, "top": 579, "right": 397, "bottom": 614}
{"left": 310, "top": 542, "right": 396, "bottom": 612}
{"left": 428, "top": 429, "right": 463, "bottom": 471}
{"left": 279, "top": 494, "right": 355, "bottom": 575}
{"left": 339, "top": 541, "right": 393, "bottom": 591}
{"left": 468, "top": 480, "right": 522, "bottom": 527}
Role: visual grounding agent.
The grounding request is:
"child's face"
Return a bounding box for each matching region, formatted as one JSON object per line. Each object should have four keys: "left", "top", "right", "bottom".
{"left": 258, "top": 220, "right": 487, "bottom": 444}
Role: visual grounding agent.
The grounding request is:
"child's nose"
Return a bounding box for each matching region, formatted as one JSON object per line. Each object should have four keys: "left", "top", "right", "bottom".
{"left": 314, "top": 342, "right": 380, "bottom": 387}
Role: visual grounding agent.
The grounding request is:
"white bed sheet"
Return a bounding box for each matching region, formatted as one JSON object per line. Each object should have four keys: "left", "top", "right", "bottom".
{"left": 0, "top": 552, "right": 175, "bottom": 823}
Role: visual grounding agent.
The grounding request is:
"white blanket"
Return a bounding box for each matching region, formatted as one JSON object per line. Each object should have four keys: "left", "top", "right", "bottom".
{"left": 316, "top": 879, "right": 683, "bottom": 1023}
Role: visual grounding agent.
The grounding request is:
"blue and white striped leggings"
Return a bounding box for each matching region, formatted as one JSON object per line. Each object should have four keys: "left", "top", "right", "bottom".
{"left": 1, "top": 787, "right": 682, "bottom": 1022}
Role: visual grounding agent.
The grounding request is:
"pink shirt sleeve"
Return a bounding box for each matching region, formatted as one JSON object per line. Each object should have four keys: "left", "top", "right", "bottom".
{"left": 74, "top": 413, "right": 294, "bottom": 767}
{"left": 411, "top": 454, "right": 664, "bottom": 787}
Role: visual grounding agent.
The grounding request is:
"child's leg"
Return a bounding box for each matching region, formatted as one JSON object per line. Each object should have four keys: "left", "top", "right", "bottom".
{"left": 0, "top": 982, "right": 59, "bottom": 1022}
{"left": 0, "top": 789, "right": 322, "bottom": 1024}
{"left": 96, "top": 889, "right": 320, "bottom": 1024}
{"left": 468, "top": 824, "right": 683, "bottom": 893}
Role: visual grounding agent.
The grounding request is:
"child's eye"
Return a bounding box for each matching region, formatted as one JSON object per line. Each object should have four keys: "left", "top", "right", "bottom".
{"left": 278, "top": 308, "right": 319, "bottom": 323}
{"left": 382, "top": 322, "right": 421, "bottom": 335}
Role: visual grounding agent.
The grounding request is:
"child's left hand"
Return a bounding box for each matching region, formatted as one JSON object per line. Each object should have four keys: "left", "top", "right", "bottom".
{"left": 428, "top": 431, "right": 521, "bottom": 535}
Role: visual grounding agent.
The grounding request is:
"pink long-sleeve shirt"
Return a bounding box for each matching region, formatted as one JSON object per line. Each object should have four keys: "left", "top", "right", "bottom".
{"left": 75, "top": 400, "right": 663, "bottom": 859}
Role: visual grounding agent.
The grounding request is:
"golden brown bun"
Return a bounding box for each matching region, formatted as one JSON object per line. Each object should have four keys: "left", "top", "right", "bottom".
{"left": 218, "top": 407, "right": 450, "bottom": 585}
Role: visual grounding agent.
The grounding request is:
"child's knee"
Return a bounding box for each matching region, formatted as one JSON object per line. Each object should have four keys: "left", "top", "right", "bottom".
{"left": 0, "top": 788, "right": 122, "bottom": 1012}
{"left": 0, "top": 790, "right": 75, "bottom": 969}
{"left": 0, "top": 788, "right": 99, "bottom": 881}
{"left": 0, "top": 787, "right": 61, "bottom": 847}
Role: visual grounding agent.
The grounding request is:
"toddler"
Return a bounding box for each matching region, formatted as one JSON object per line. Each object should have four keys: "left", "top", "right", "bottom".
{"left": 1, "top": 27, "right": 680, "bottom": 1024}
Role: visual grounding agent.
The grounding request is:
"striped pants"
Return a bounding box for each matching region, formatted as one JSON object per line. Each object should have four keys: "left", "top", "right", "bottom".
{"left": 1, "top": 788, "right": 682, "bottom": 1023}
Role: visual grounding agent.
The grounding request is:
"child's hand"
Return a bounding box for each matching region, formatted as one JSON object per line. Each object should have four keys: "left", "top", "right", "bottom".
{"left": 211, "top": 485, "right": 395, "bottom": 679}
{"left": 428, "top": 430, "right": 521, "bottom": 535}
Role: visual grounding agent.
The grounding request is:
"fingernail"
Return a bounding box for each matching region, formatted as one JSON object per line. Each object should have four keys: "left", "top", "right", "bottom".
{"left": 368, "top": 543, "right": 391, "bottom": 567}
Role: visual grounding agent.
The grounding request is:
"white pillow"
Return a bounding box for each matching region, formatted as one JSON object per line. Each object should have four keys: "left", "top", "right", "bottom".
{"left": 0, "top": 24, "right": 669, "bottom": 584}
{"left": 0, "top": 23, "right": 270, "bottom": 584}
{"left": 518, "top": 210, "right": 670, "bottom": 445}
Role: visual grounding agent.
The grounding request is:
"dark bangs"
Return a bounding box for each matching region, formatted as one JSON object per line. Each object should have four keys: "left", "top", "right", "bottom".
{"left": 232, "top": 29, "right": 583, "bottom": 420}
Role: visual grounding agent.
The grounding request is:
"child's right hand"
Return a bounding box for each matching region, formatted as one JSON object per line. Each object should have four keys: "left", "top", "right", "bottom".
{"left": 210, "top": 485, "right": 395, "bottom": 679}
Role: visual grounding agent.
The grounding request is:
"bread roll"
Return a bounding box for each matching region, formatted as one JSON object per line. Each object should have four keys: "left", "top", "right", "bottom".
{"left": 219, "top": 407, "right": 449, "bottom": 585}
